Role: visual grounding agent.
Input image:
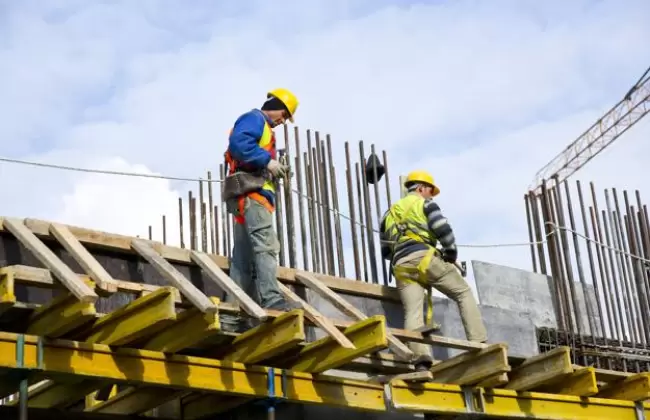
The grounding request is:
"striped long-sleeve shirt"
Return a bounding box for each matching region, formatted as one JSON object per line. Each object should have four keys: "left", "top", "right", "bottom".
{"left": 380, "top": 197, "right": 457, "bottom": 263}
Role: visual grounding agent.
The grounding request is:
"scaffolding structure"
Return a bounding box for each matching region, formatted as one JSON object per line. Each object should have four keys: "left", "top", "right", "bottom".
{"left": 0, "top": 217, "right": 648, "bottom": 419}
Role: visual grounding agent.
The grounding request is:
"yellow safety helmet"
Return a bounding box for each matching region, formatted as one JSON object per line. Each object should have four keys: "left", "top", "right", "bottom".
{"left": 268, "top": 88, "right": 299, "bottom": 122}
{"left": 404, "top": 170, "right": 440, "bottom": 197}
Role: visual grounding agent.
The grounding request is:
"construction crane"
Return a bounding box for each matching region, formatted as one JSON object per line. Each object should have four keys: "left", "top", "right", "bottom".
{"left": 529, "top": 65, "right": 650, "bottom": 194}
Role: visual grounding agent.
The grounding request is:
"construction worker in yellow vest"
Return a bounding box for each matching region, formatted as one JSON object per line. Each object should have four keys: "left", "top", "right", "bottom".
{"left": 379, "top": 170, "right": 488, "bottom": 371}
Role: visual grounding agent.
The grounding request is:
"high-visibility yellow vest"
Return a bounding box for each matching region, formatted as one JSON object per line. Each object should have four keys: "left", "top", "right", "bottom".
{"left": 382, "top": 193, "right": 437, "bottom": 255}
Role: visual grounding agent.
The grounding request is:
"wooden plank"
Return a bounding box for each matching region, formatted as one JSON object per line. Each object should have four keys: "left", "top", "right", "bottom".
{"left": 131, "top": 239, "right": 217, "bottom": 314}
{"left": 189, "top": 250, "right": 267, "bottom": 320}
{"left": 536, "top": 367, "right": 599, "bottom": 397}
{"left": 2, "top": 218, "right": 98, "bottom": 303}
{"left": 8, "top": 218, "right": 402, "bottom": 303}
{"left": 295, "top": 271, "right": 414, "bottom": 360}
{"left": 277, "top": 282, "right": 355, "bottom": 349}
{"left": 369, "top": 371, "right": 433, "bottom": 384}
{"left": 49, "top": 223, "right": 118, "bottom": 295}
{"left": 596, "top": 372, "right": 650, "bottom": 401}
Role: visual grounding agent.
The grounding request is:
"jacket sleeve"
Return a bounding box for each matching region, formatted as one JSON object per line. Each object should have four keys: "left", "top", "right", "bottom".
{"left": 228, "top": 111, "right": 272, "bottom": 168}
{"left": 423, "top": 199, "right": 457, "bottom": 252}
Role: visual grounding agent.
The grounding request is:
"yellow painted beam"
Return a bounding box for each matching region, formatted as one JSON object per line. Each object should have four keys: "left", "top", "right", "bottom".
{"left": 221, "top": 309, "right": 306, "bottom": 364}
{"left": 536, "top": 367, "right": 599, "bottom": 397}
{"left": 76, "top": 286, "right": 177, "bottom": 345}
{"left": 597, "top": 372, "right": 650, "bottom": 402}
{"left": 428, "top": 343, "right": 510, "bottom": 386}
{"left": 26, "top": 280, "right": 97, "bottom": 338}
{"left": 18, "top": 287, "right": 178, "bottom": 408}
{"left": 285, "top": 314, "right": 388, "bottom": 373}
{"left": 87, "top": 387, "right": 185, "bottom": 415}
{"left": 183, "top": 315, "right": 389, "bottom": 419}
{"left": 390, "top": 381, "right": 650, "bottom": 420}
{"left": 504, "top": 346, "right": 574, "bottom": 391}
{"left": 139, "top": 296, "right": 221, "bottom": 353}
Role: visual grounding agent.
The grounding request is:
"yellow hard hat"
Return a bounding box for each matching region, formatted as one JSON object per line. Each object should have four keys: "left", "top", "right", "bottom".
{"left": 404, "top": 170, "right": 440, "bottom": 196}
{"left": 268, "top": 88, "right": 299, "bottom": 122}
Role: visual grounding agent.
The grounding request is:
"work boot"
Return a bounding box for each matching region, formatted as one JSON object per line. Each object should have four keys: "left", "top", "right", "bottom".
{"left": 413, "top": 354, "right": 434, "bottom": 372}
{"left": 267, "top": 300, "right": 302, "bottom": 312}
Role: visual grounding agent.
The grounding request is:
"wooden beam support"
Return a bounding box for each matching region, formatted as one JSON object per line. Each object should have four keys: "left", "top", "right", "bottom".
{"left": 6, "top": 218, "right": 402, "bottom": 303}
{"left": 596, "top": 372, "right": 650, "bottom": 401}
{"left": 504, "top": 346, "right": 574, "bottom": 391}
{"left": 189, "top": 250, "right": 267, "bottom": 320}
{"left": 131, "top": 239, "right": 217, "bottom": 314}
{"left": 295, "top": 271, "right": 414, "bottom": 360}
{"left": 369, "top": 371, "right": 434, "bottom": 384}
{"left": 2, "top": 218, "right": 98, "bottom": 303}
{"left": 26, "top": 285, "right": 97, "bottom": 338}
{"left": 428, "top": 343, "right": 510, "bottom": 386}
{"left": 284, "top": 315, "right": 388, "bottom": 373}
{"left": 277, "top": 282, "right": 355, "bottom": 349}
{"left": 49, "top": 223, "right": 118, "bottom": 295}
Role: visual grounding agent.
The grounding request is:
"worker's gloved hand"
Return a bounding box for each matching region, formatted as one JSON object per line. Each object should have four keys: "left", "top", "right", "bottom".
{"left": 267, "top": 159, "right": 289, "bottom": 178}
{"left": 442, "top": 247, "right": 458, "bottom": 264}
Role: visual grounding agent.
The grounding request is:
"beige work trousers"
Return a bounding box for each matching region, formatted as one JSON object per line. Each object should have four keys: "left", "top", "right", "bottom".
{"left": 395, "top": 250, "right": 488, "bottom": 360}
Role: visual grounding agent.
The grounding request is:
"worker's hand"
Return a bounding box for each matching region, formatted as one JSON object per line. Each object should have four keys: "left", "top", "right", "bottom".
{"left": 442, "top": 247, "right": 458, "bottom": 264}
{"left": 267, "top": 159, "right": 289, "bottom": 178}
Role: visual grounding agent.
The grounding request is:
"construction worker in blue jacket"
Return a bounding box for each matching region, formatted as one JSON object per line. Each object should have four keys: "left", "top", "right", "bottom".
{"left": 221, "top": 88, "right": 300, "bottom": 329}
{"left": 380, "top": 170, "right": 488, "bottom": 370}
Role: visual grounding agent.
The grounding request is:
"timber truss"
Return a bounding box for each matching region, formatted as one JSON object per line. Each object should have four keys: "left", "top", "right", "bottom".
{"left": 0, "top": 217, "right": 647, "bottom": 419}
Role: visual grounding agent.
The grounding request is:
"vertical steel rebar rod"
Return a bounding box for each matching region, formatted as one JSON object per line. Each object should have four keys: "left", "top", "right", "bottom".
{"left": 283, "top": 125, "right": 297, "bottom": 268}
{"left": 604, "top": 190, "right": 632, "bottom": 344}
{"left": 294, "top": 128, "right": 309, "bottom": 271}
{"left": 525, "top": 194, "right": 538, "bottom": 272}
{"left": 188, "top": 191, "right": 195, "bottom": 250}
{"left": 528, "top": 191, "right": 548, "bottom": 275}
{"left": 308, "top": 132, "right": 327, "bottom": 273}
{"left": 162, "top": 215, "right": 167, "bottom": 245}
{"left": 382, "top": 149, "right": 394, "bottom": 284}
{"left": 178, "top": 197, "right": 185, "bottom": 249}
{"left": 576, "top": 180, "right": 607, "bottom": 341}
{"left": 199, "top": 180, "right": 207, "bottom": 252}
{"left": 371, "top": 144, "right": 388, "bottom": 285}
{"left": 305, "top": 154, "right": 319, "bottom": 272}
{"left": 359, "top": 141, "right": 379, "bottom": 284}
{"left": 148, "top": 225, "right": 152, "bottom": 240}
{"left": 213, "top": 205, "right": 220, "bottom": 256}
{"left": 317, "top": 134, "right": 335, "bottom": 275}
{"left": 275, "top": 150, "right": 286, "bottom": 267}
{"left": 208, "top": 171, "right": 216, "bottom": 254}
{"left": 327, "top": 134, "right": 345, "bottom": 277}
{"left": 355, "top": 162, "right": 369, "bottom": 282}
{"left": 589, "top": 205, "right": 617, "bottom": 341}
{"left": 564, "top": 181, "right": 597, "bottom": 344}
{"left": 345, "top": 142, "right": 361, "bottom": 280}
{"left": 624, "top": 210, "right": 649, "bottom": 346}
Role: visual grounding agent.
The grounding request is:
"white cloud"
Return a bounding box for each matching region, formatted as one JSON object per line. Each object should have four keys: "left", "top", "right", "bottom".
{"left": 1, "top": 0, "right": 649, "bottom": 288}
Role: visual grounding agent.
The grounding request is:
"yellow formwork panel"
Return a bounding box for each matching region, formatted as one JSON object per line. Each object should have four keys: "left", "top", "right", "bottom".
{"left": 390, "top": 381, "right": 650, "bottom": 420}
{"left": 0, "top": 268, "right": 16, "bottom": 312}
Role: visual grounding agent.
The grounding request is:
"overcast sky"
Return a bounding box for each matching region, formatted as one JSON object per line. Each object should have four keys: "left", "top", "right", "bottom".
{"left": 1, "top": 0, "right": 648, "bottom": 292}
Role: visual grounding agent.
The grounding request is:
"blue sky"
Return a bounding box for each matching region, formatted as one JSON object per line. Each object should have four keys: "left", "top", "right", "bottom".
{"left": 0, "top": 0, "right": 649, "bottom": 289}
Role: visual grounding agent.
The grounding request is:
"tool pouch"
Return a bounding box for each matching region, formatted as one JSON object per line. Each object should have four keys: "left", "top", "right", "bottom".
{"left": 222, "top": 171, "right": 268, "bottom": 201}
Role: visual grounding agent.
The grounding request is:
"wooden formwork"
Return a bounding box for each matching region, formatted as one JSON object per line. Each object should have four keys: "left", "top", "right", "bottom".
{"left": 0, "top": 217, "right": 647, "bottom": 420}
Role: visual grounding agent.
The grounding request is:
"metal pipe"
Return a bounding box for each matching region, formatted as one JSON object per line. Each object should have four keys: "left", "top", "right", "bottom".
{"left": 327, "top": 134, "right": 345, "bottom": 277}
{"left": 207, "top": 171, "right": 215, "bottom": 253}
{"left": 359, "top": 141, "right": 379, "bottom": 284}
{"left": 345, "top": 142, "right": 361, "bottom": 280}
{"left": 283, "top": 125, "right": 297, "bottom": 268}
{"left": 294, "top": 128, "right": 309, "bottom": 271}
